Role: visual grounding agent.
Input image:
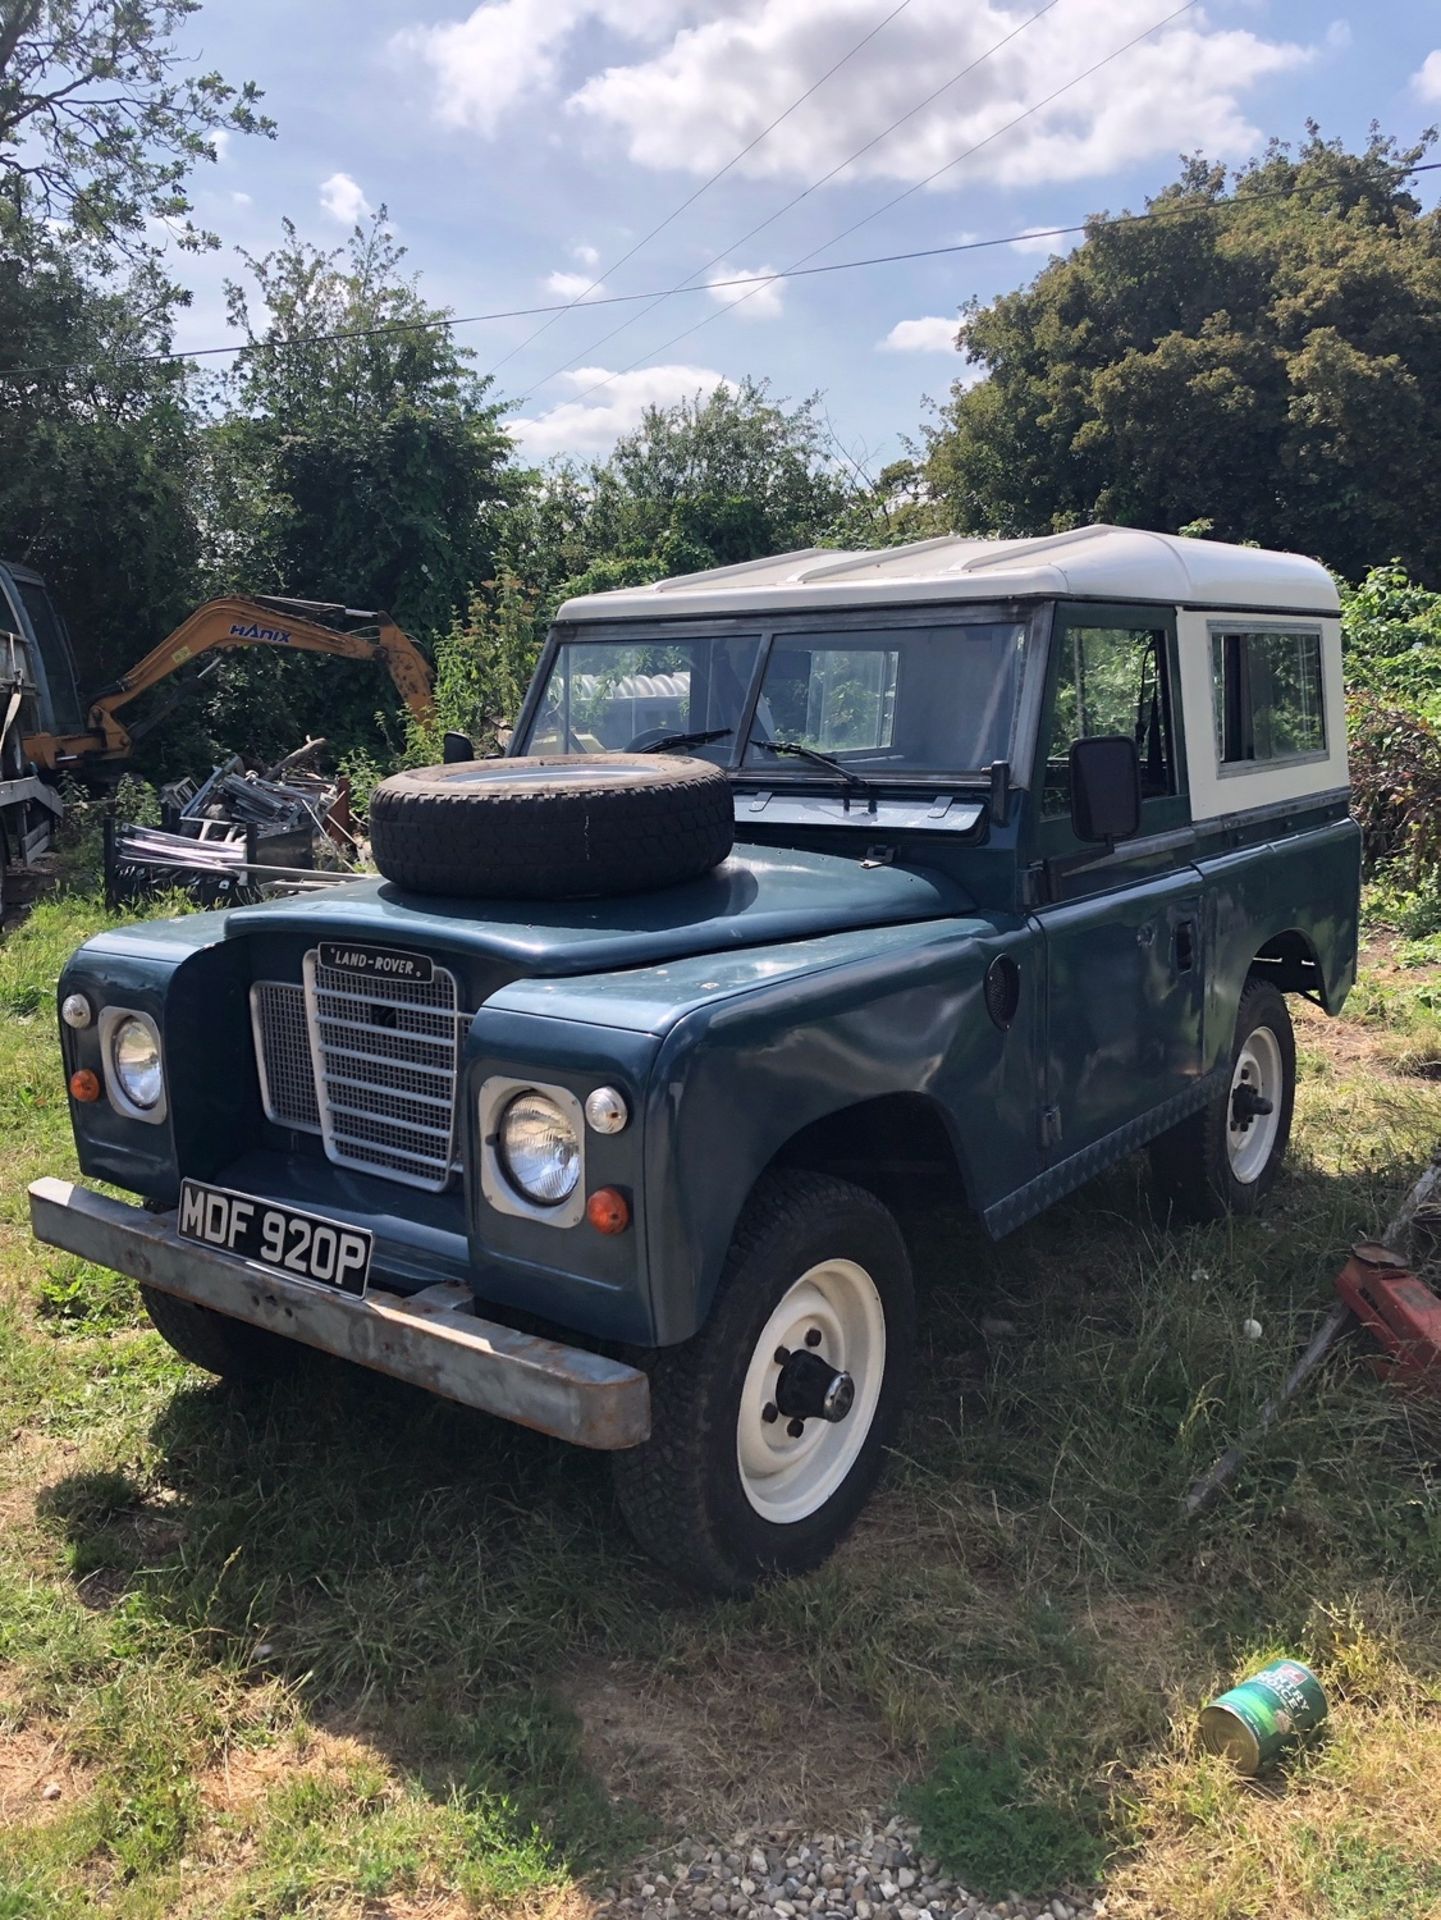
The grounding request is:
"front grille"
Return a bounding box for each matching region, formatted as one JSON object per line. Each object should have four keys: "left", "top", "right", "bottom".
{"left": 250, "top": 950, "right": 470, "bottom": 1192}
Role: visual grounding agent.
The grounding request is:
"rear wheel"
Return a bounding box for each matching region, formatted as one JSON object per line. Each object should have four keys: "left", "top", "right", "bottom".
{"left": 612, "top": 1171, "right": 915, "bottom": 1593}
{"left": 139, "top": 1284, "right": 297, "bottom": 1382}
{"left": 1150, "top": 976, "right": 1296, "bottom": 1222}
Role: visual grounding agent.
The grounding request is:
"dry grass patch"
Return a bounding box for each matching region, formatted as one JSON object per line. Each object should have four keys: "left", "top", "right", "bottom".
{"left": 565, "top": 1652, "right": 904, "bottom": 1834}
{"left": 0, "top": 1718, "right": 96, "bottom": 1825}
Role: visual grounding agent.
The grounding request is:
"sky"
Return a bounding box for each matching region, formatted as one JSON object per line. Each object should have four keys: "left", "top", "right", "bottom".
{"left": 168, "top": 0, "right": 1441, "bottom": 472}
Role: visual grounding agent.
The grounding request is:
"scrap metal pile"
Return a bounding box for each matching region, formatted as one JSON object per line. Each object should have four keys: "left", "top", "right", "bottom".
{"left": 107, "top": 740, "right": 362, "bottom": 906}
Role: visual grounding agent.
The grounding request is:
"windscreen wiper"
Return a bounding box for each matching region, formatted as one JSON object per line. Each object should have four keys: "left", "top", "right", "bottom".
{"left": 751, "top": 738, "right": 877, "bottom": 808}
{"left": 637, "top": 727, "right": 733, "bottom": 753}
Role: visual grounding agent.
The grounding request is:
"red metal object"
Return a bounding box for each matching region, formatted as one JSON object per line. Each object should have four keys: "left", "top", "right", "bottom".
{"left": 1334, "top": 1241, "right": 1441, "bottom": 1390}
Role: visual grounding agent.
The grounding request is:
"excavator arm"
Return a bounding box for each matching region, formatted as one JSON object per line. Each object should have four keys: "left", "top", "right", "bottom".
{"left": 24, "top": 595, "right": 436, "bottom": 772}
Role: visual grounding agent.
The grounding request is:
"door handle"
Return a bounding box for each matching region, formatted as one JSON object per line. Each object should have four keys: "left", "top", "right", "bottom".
{"left": 1173, "top": 919, "right": 1197, "bottom": 974}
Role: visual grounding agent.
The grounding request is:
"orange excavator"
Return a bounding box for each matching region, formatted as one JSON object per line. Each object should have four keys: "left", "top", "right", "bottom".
{"left": 22, "top": 593, "right": 436, "bottom": 773}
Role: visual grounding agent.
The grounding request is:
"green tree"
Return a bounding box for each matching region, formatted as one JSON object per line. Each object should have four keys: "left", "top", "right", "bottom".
{"left": 923, "top": 128, "right": 1441, "bottom": 582}
{"left": 0, "top": 0, "right": 273, "bottom": 259}
{"left": 197, "top": 212, "right": 518, "bottom": 763}
{"left": 0, "top": 206, "right": 199, "bottom": 689}
{"left": 581, "top": 376, "right": 854, "bottom": 580}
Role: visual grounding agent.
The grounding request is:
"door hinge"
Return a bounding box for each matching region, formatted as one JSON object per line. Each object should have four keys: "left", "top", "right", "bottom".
{"left": 1040, "top": 1105, "right": 1062, "bottom": 1149}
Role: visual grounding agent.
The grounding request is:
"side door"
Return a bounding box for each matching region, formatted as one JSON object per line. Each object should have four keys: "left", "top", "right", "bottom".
{"left": 1029, "top": 605, "right": 1203, "bottom": 1165}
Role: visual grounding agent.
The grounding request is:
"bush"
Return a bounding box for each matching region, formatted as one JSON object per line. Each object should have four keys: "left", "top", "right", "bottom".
{"left": 1341, "top": 564, "right": 1441, "bottom": 722}
{"left": 1347, "top": 693, "right": 1441, "bottom": 886}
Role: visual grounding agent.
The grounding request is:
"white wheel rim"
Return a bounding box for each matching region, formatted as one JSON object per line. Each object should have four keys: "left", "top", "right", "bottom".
{"left": 735, "top": 1259, "right": 886, "bottom": 1525}
{"left": 1227, "top": 1026, "right": 1283, "bottom": 1183}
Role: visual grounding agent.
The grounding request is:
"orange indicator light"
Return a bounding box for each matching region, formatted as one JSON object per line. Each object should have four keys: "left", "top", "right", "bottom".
{"left": 69, "top": 1069, "right": 101, "bottom": 1102}
{"left": 586, "top": 1187, "right": 631, "bottom": 1235}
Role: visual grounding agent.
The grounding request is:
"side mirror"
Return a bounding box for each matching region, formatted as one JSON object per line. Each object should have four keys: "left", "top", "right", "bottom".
{"left": 442, "top": 730, "right": 474, "bottom": 764}
{"left": 1069, "top": 735, "right": 1141, "bottom": 846}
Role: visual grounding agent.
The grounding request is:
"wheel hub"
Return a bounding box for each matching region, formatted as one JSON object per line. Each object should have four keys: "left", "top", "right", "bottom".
{"left": 1226, "top": 1026, "right": 1284, "bottom": 1184}
{"left": 774, "top": 1346, "right": 855, "bottom": 1425}
{"left": 1230, "top": 1082, "right": 1274, "bottom": 1130}
{"left": 735, "top": 1261, "right": 887, "bottom": 1525}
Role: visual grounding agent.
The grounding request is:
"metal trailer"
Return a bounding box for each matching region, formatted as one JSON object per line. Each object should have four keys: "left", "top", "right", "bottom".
{"left": 0, "top": 560, "right": 80, "bottom": 912}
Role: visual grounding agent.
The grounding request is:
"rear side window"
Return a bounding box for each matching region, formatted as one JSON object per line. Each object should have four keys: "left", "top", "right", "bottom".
{"left": 1211, "top": 628, "right": 1326, "bottom": 766}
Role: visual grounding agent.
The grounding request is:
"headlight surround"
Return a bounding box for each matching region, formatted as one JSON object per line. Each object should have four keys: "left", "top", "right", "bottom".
{"left": 498, "top": 1091, "right": 581, "bottom": 1206}
{"left": 109, "top": 1014, "right": 164, "bottom": 1111}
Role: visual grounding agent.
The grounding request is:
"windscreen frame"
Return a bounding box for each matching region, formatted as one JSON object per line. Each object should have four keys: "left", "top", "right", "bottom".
{"left": 514, "top": 598, "right": 1055, "bottom": 790}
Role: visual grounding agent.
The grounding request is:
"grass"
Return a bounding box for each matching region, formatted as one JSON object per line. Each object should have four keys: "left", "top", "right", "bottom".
{"left": 0, "top": 893, "right": 1439, "bottom": 1915}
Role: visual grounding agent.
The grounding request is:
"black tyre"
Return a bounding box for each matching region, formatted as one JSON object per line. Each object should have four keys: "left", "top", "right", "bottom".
{"left": 1150, "top": 976, "right": 1296, "bottom": 1223}
{"left": 612, "top": 1171, "right": 916, "bottom": 1594}
{"left": 139, "top": 1284, "right": 297, "bottom": 1382}
{"left": 369, "top": 755, "right": 735, "bottom": 900}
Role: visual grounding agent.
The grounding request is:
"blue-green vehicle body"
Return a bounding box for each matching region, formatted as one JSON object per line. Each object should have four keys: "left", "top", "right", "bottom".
{"left": 45, "top": 529, "right": 1359, "bottom": 1377}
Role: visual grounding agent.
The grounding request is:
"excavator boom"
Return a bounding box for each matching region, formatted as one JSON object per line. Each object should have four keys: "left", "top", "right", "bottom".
{"left": 24, "top": 595, "right": 436, "bottom": 772}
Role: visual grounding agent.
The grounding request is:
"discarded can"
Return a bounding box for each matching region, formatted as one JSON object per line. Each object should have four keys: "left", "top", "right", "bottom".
{"left": 1198, "top": 1658, "right": 1328, "bottom": 1775}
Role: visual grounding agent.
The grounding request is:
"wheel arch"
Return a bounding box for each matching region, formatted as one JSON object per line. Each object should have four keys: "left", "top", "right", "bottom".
{"left": 762, "top": 1089, "right": 977, "bottom": 1218}
{"left": 1248, "top": 925, "right": 1333, "bottom": 1008}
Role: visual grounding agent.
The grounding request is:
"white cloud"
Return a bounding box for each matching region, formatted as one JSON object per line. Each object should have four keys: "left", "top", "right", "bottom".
{"left": 392, "top": 0, "right": 691, "bottom": 137}
{"left": 1009, "top": 226, "right": 1069, "bottom": 255}
{"left": 544, "top": 269, "right": 607, "bottom": 301}
{"left": 878, "top": 315, "right": 960, "bottom": 354}
{"left": 319, "top": 171, "right": 372, "bottom": 224}
{"left": 705, "top": 262, "right": 783, "bottom": 319}
{"left": 511, "top": 363, "right": 733, "bottom": 457}
{"left": 1414, "top": 49, "right": 1441, "bottom": 103}
{"left": 566, "top": 0, "right": 1311, "bottom": 190}
{"left": 1325, "top": 20, "right": 1352, "bottom": 50}
{"left": 230, "top": 190, "right": 253, "bottom": 208}
{"left": 210, "top": 128, "right": 232, "bottom": 160}
{"left": 572, "top": 241, "right": 601, "bottom": 267}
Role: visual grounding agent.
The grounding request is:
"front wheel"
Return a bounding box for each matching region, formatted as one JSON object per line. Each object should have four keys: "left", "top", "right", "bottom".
{"left": 612, "top": 1171, "right": 915, "bottom": 1594}
{"left": 139, "top": 1283, "right": 298, "bottom": 1383}
{"left": 1150, "top": 976, "right": 1296, "bottom": 1222}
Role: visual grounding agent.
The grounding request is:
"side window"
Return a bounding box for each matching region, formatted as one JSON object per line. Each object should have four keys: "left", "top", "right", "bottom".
{"left": 1043, "top": 624, "right": 1173, "bottom": 817}
{"left": 1212, "top": 628, "right": 1326, "bottom": 766}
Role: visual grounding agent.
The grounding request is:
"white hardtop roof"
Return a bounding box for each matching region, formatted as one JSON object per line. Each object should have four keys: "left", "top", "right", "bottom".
{"left": 555, "top": 524, "right": 1339, "bottom": 622}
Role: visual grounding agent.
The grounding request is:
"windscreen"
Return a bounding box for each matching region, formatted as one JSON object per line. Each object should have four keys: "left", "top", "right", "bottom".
{"left": 522, "top": 617, "right": 1030, "bottom": 778}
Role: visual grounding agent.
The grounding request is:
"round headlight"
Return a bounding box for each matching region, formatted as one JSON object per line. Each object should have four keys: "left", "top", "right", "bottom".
{"left": 499, "top": 1092, "right": 580, "bottom": 1205}
{"left": 110, "top": 1016, "right": 163, "bottom": 1110}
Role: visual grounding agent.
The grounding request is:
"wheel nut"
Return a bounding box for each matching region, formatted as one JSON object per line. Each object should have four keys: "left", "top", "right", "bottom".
{"left": 761, "top": 1402, "right": 778, "bottom": 1424}
{"left": 804, "top": 1328, "right": 822, "bottom": 1347}
{"left": 787, "top": 1418, "right": 805, "bottom": 1439}
{"left": 774, "top": 1346, "right": 790, "bottom": 1366}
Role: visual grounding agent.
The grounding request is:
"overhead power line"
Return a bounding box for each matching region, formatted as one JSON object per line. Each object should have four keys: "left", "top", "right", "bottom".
{"left": 517, "top": 0, "right": 1065, "bottom": 404}
{"left": 547, "top": 0, "right": 1206, "bottom": 415}
{"left": 480, "top": 0, "right": 917, "bottom": 384}
{"left": 4, "top": 162, "right": 1438, "bottom": 386}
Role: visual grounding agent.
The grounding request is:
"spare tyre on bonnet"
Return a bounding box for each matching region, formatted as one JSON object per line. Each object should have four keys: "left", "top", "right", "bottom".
{"left": 368, "top": 753, "right": 735, "bottom": 899}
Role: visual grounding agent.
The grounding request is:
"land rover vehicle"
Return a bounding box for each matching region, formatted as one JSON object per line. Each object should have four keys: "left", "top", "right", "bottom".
{"left": 30, "top": 527, "right": 1359, "bottom": 1592}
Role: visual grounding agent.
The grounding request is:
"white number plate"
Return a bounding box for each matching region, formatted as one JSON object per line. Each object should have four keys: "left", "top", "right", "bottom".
{"left": 177, "top": 1181, "right": 371, "bottom": 1297}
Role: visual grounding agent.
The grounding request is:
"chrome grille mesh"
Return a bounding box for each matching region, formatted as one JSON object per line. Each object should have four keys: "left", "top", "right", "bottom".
{"left": 305, "top": 953, "right": 464, "bottom": 1191}
{"left": 251, "top": 951, "right": 469, "bottom": 1192}
{"left": 250, "top": 982, "right": 321, "bottom": 1134}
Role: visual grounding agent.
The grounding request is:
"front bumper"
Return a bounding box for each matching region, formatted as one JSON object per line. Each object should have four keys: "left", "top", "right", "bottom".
{"left": 28, "top": 1177, "right": 650, "bottom": 1451}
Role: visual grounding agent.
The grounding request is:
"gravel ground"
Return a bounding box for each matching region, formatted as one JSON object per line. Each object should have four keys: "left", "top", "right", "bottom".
{"left": 594, "top": 1816, "right": 1102, "bottom": 1920}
